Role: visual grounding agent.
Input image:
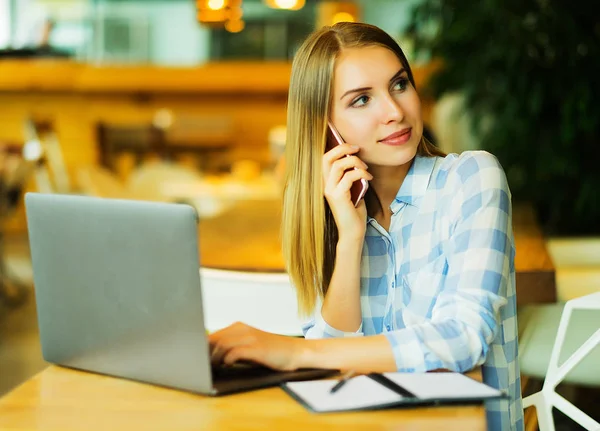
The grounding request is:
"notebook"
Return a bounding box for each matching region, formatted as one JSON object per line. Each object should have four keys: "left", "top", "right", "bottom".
{"left": 282, "top": 372, "right": 506, "bottom": 413}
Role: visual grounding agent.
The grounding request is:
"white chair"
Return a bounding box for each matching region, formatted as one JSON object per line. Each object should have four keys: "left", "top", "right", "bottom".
{"left": 23, "top": 118, "right": 71, "bottom": 194}
{"left": 76, "top": 165, "right": 134, "bottom": 200}
{"left": 521, "top": 291, "right": 600, "bottom": 431}
{"left": 199, "top": 267, "right": 304, "bottom": 336}
{"left": 126, "top": 161, "right": 203, "bottom": 202}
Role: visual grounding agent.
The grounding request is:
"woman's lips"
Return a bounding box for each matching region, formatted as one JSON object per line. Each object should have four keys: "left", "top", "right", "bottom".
{"left": 379, "top": 128, "right": 412, "bottom": 146}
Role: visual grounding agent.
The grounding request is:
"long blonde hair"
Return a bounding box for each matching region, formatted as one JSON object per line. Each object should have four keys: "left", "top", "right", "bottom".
{"left": 282, "top": 22, "right": 444, "bottom": 316}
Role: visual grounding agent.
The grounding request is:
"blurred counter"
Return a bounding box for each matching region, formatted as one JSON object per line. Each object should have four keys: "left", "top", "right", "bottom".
{"left": 0, "top": 59, "right": 437, "bottom": 161}
{"left": 0, "top": 59, "right": 437, "bottom": 232}
{"left": 0, "top": 60, "right": 299, "bottom": 179}
{"left": 0, "top": 60, "right": 292, "bottom": 94}
{"left": 0, "top": 58, "right": 438, "bottom": 178}
{"left": 0, "top": 59, "right": 438, "bottom": 95}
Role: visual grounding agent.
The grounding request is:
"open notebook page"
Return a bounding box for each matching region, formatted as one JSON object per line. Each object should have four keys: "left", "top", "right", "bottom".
{"left": 382, "top": 372, "right": 502, "bottom": 400}
{"left": 284, "top": 376, "right": 403, "bottom": 412}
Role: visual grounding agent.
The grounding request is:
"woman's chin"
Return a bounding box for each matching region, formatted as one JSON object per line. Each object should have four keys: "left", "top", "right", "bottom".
{"left": 365, "top": 145, "right": 419, "bottom": 167}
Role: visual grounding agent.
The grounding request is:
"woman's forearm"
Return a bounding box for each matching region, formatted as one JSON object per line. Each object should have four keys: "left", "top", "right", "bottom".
{"left": 299, "top": 335, "right": 397, "bottom": 373}
{"left": 320, "top": 238, "right": 363, "bottom": 332}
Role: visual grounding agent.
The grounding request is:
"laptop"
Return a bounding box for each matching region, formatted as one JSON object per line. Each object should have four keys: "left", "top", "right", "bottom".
{"left": 24, "top": 193, "right": 334, "bottom": 395}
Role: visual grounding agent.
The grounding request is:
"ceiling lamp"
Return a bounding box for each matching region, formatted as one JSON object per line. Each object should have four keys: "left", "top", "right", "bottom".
{"left": 332, "top": 12, "right": 355, "bottom": 24}
{"left": 316, "top": 2, "right": 360, "bottom": 28}
{"left": 197, "top": 0, "right": 244, "bottom": 29}
{"left": 263, "top": 0, "right": 306, "bottom": 11}
{"left": 225, "top": 19, "right": 245, "bottom": 33}
{"left": 207, "top": 0, "right": 226, "bottom": 9}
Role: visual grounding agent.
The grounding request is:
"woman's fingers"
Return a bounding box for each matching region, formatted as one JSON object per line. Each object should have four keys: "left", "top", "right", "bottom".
{"left": 222, "top": 346, "right": 260, "bottom": 366}
{"left": 323, "top": 146, "right": 358, "bottom": 178}
{"left": 322, "top": 144, "right": 359, "bottom": 167}
{"left": 209, "top": 322, "right": 300, "bottom": 370}
{"left": 210, "top": 346, "right": 224, "bottom": 365}
{"left": 324, "top": 155, "right": 368, "bottom": 190}
{"left": 324, "top": 168, "right": 372, "bottom": 202}
{"left": 209, "top": 322, "right": 252, "bottom": 365}
{"left": 323, "top": 152, "right": 365, "bottom": 178}
{"left": 321, "top": 146, "right": 369, "bottom": 237}
{"left": 330, "top": 155, "right": 368, "bottom": 178}
{"left": 209, "top": 335, "right": 227, "bottom": 365}
{"left": 339, "top": 169, "right": 372, "bottom": 190}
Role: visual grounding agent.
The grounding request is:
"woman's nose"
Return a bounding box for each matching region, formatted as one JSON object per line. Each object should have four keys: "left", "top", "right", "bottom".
{"left": 381, "top": 94, "right": 404, "bottom": 124}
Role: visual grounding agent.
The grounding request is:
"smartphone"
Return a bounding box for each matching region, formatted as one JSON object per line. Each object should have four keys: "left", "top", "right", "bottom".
{"left": 327, "top": 121, "right": 369, "bottom": 207}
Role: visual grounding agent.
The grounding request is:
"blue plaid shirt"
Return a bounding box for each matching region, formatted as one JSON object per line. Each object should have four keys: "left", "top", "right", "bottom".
{"left": 303, "top": 151, "right": 523, "bottom": 431}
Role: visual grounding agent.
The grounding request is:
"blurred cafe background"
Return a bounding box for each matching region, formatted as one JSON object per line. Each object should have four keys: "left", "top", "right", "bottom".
{"left": 0, "top": 1, "right": 599, "bottom": 429}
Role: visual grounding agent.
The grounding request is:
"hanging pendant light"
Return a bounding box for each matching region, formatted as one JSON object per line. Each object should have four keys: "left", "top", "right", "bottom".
{"left": 207, "top": 0, "right": 226, "bottom": 9}
{"left": 225, "top": 19, "right": 245, "bottom": 33}
{"left": 197, "top": 0, "right": 244, "bottom": 30}
{"left": 263, "top": 0, "right": 306, "bottom": 11}
{"left": 316, "top": 2, "right": 360, "bottom": 28}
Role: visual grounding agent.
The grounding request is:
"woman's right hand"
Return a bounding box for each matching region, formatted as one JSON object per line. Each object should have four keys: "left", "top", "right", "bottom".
{"left": 322, "top": 144, "right": 372, "bottom": 241}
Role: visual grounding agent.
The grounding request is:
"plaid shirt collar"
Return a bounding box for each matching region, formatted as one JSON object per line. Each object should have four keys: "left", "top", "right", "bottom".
{"left": 391, "top": 154, "right": 437, "bottom": 211}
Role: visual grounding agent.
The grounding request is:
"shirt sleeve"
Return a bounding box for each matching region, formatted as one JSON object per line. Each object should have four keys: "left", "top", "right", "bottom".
{"left": 384, "top": 151, "right": 512, "bottom": 372}
{"left": 302, "top": 300, "right": 364, "bottom": 339}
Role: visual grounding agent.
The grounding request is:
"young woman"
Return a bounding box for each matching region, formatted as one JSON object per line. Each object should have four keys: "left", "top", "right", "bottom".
{"left": 210, "top": 22, "right": 522, "bottom": 431}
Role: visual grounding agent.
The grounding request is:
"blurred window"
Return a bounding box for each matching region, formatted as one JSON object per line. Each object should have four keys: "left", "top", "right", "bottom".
{"left": 0, "top": 0, "right": 11, "bottom": 48}
{"left": 96, "top": 14, "right": 150, "bottom": 63}
{"left": 210, "top": 18, "right": 313, "bottom": 60}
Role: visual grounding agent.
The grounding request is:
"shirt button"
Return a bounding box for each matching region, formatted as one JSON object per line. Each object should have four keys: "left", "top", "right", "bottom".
{"left": 386, "top": 325, "right": 391, "bottom": 331}
{"left": 391, "top": 281, "right": 395, "bottom": 288}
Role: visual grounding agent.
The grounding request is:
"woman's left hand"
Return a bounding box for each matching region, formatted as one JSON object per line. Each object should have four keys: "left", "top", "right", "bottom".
{"left": 208, "top": 322, "right": 307, "bottom": 371}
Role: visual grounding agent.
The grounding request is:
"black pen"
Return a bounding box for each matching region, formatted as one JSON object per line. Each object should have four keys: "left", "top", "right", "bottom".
{"left": 330, "top": 370, "right": 357, "bottom": 394}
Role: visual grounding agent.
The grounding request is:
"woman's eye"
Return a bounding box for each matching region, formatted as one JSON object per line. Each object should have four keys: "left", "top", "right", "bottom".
{"left": 393, "top": 78, "right": 409, "bottom": 91}
{"left": 350, "top": 95, "right": 370, "bottom": 107}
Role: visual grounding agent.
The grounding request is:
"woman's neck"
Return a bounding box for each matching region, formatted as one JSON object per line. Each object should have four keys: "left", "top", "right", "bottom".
{"left": 367, "top": 160, "right": 413, "bottom": 225}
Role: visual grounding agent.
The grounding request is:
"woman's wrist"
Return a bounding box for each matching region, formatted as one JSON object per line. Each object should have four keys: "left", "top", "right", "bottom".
{"left": 294, "top": 336, "right": 398, "bottom": 373}
{"left": 295, "top": 338, "right": 321, "bottom": 369}
{"left": 335, "top": 237, "right": 364, "bottom": 266}
{"left": 336, "top": 234, "right": 364, "bottom": 251}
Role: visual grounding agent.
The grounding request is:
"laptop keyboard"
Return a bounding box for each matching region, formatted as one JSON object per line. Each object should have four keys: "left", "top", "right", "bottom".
{"left": 210, "top": 363, "right": 339, "bottom": 394}
{"left": 211, "top": 362, "right": 278, "bottom": 381}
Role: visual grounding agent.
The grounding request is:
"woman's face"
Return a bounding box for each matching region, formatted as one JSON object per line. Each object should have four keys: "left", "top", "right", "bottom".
{"left": 330, "top": 45, "right": 423, "bottom": 167}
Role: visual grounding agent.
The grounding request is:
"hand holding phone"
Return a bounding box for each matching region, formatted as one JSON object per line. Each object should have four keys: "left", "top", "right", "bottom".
{"left": 327, "top": 122, "right": 369, "bottom": 207}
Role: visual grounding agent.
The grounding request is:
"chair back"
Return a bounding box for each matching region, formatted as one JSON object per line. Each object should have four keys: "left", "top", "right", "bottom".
{"left": 23, "top": 118, "right": 71, "bottom": 193}
{"left": 199, "top": 268, "right": 303, "bottom": 336}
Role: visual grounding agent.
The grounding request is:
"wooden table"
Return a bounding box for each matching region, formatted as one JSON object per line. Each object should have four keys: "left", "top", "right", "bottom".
{"left": 199, "top": 200, "right": 556, "bottom": 307}
{"left": 511, "top": 204, "right": 557, "bottom": 305}
{"left": 0, "top": 366, "right": 487, "bottom": 431}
